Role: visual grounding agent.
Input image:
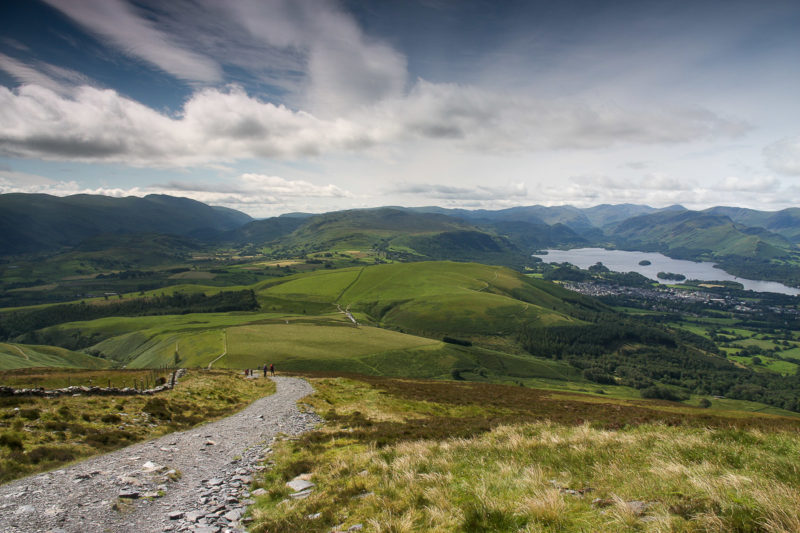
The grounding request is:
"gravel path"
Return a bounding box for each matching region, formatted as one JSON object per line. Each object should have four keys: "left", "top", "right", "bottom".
{"left": 0, "top": 376, "right": 321, "bottom": 533}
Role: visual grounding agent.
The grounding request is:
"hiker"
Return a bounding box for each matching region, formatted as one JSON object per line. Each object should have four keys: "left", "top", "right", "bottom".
{"left": 270, "top": 363, "right": 275, "bottom": 376}
{"left": 263, "top": 364, "right": 267, "bottom": 377}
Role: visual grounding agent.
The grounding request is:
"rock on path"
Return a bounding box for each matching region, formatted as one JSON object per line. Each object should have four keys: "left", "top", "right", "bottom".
{"left": 0, "top": 376, "right": 321, "bottom": 533}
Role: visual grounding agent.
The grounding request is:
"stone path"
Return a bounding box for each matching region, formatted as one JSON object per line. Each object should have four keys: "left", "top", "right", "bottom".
{"left": 0, "top": 376, "right": 321, "bottom": 533}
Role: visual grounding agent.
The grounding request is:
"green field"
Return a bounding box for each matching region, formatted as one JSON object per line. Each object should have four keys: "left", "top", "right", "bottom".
{"left": 0, "top": 343, "right": 110, "bottom": 370}
{"left": 729, "top": 354, "right": 799, "bottom": 375}
{"left": 255, "top": 262, "right": 594, "bottom": 337}
{"left": 63, "top": 312, "right": 585, "bottom": 385}
{"left": 3, "top": 261, "right": 798, "bottom": 418}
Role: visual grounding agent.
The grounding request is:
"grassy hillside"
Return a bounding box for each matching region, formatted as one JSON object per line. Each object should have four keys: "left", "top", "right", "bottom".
{"left": 250, "top": 375, "right": 800, "bottom": 533}
{"left": 0, "top": 342, "right": 110, "bottom": 370}
{"left": 610, "top": 210, "right": 793, "bottom": 260}
{"left": 707, "top": 206, "right": 800, "bottom": 243}
{"left": 36, "top": 308, "right": 581, "bottom": 386}
{"left": 263, "top": 208, "right": 527, "bottom": 266}
{"left": 14, "top": 263, "right": 599, "bottom": 385}
{"left": 0, "top": 193, "right": 251, "bottom": 256}
{"left": 256, "top": 262, "right": 599, "bottom": 338}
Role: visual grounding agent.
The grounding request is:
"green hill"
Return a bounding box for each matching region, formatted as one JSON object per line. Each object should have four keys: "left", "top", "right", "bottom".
{"left": 220, "top": 216, "right": 305, "bottom": 245}
{"left": 0, "top": 342, "right": 110, "bottom": 370}
{"left": 265, "top": 208, "right": 527, "bottom": 265}
{"left": 707, "top": 206, "right": 800, "bottom": 244}
{"left": 0, "top": 193, "right": 251, "bottom": 255}
{"left": 610, "top": 210, "right": 793, "bottom": 260}
{"left": 19, "top": 262, "right": 598, "bottom": 383}
{"left": 258, "top": 261, "right": 599, "bottom": 338}
{"left": 32, "top": 310, "right": 580, "bottom": 384}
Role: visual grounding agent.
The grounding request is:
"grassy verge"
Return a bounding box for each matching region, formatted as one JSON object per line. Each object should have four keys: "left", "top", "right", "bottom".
{"left": 0, "top": 369, "right": 275, "bottom": 484}
{"left": 0, "top": 367, "right": 173, "bottom": 389}
{"left": 249, "top": 374, "right": 800, "bottom": 533}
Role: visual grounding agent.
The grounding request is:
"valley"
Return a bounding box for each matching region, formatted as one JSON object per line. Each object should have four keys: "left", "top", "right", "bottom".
{"left": 2, "top": 195, "right": 800, "bottom": 414}
{"left": 2, "top": 194, "right": 800, "bottom": 532}
{"left": 3, "top": 3, "right": 799, "bottom": 530}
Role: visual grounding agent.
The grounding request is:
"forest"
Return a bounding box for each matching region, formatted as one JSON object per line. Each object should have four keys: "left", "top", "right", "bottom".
{"left": 519, "top": 319, "right": 800, "bottom": 412}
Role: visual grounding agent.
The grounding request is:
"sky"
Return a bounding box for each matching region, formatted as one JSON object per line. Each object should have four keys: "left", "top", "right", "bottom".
{"left": 1, "top": 0, "right": 799, "bottom": 218}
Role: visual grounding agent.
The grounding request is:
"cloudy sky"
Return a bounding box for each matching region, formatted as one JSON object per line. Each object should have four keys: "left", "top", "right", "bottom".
{"left": 1, "top": 0, "right": 799, "bottom": 217}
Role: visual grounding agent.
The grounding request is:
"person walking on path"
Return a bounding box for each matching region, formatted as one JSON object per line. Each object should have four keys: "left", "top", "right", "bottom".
{"left": 263, "top": 363, "right": 267, "bottom": 377}
{"left": 270, "top": 363, "right": 275, "bottom": 376}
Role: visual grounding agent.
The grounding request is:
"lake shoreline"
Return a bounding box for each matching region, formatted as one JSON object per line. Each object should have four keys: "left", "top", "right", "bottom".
{"left": 533, "top": 248, "right": 800, "bottom": 296}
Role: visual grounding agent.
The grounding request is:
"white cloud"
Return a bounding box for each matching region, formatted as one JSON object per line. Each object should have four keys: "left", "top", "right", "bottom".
{"left": 43, "top": 0, "right": 222, "bottom": 83}
{"left": 716, "top": 175, "right": 780, "bottom": 192}
{"left": 42, "top": 0, "right": 407, "bottom": 113}
{"left": 162, "top": 173, "right": 351, "bottom": 199}
{"left": 0, "top": 80, "right": 752, "bottom": 169}
{"left": 0, "top": 176, "right": 140, "bottom": 198}
{"left": 572, "top": 173, "right": 689, "bottom": 192}
{"left": 0, "top": 169, "right": 58, "bottom": 190}
{"left": 0, "top": 53, "right": 92, "bottom": 93}
{"left": 220, "top": 0, "right": 408, "bottom": 114}
{"left": 0, "top": 84, "right": 372, "bottom": 166}
{"left": 764, "top": 136, "right": 800, "bottom": 176}
{"left": 391, "top": 182, "right": 528, "bottom": 201}
{"left": 382, "top": 81, "right": 750, "bottom": 151}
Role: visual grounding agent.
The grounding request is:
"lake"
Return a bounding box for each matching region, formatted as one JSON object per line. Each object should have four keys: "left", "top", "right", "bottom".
{"left": 532, "top": 248, "right": 800, "bottom": 296}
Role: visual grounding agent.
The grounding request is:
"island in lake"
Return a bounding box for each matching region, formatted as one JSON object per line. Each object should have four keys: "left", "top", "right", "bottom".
{"left": 639, "top": 259, "right": 651, "bottom": 266}
{"left": 657, "top": 271, "right": 686, "bottom": 281}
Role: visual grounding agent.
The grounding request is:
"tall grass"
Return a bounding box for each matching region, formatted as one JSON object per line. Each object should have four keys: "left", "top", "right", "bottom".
{"left": 0, "top": 369, "right": 275, "bottom": 484}
{"left": 250, "top": 376, "right": 800, "bottom": 533}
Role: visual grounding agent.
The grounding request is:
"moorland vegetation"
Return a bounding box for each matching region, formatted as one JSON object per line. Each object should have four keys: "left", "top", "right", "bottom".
{"left": 249, "top": 375, "right": 800, "bottom": 533}
{"left": 2, "top": 193, "right": 800, "bottom": 531}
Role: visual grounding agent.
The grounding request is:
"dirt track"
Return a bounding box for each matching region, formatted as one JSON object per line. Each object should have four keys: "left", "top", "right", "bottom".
{"left": 0, "top": 376, "right": 319, "bottom": 533}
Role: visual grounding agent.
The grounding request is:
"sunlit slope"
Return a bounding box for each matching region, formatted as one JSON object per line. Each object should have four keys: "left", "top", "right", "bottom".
{"left": 16, "top": 263, "right": 602, "bottom": 382}
{"left": 0, "top": 342, "right": 110, "bottom": 370}
{"left": 257, "top": 262, "right": 600, "bottom": 336}
{"left": 223, "top": 322, "right": 436, "bottom": 370}
{"left": 611, "top": 210, "right": 792, "bottom": 259}
{"left": 37, "top": 312, "right": 290, "bottom": 366}
{"left": 281, "top": 208, "right": 473, "bottom": 250}
{"left": 32, "top": 304, "right": 582, "bottom": 383}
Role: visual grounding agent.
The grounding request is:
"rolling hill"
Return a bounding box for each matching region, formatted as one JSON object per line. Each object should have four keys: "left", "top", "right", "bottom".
{"left": 256, "top": 208, "right": 529, "bottom": 266}
{"left": 256, "top": 261, "right": 599, "bottom": 338}
{"left": 706, "top": 206, "right": 800, "bottom": 243}
{"left": 0, "top": 193, "right": 252, "bottom": 255}
{"left": 609, "top": 210, "right": 794, "bottom": 260}
{"left": 0, "top": 342, "right": 110, "bottom": 370}
{"left": 6, "top": 259, "right": 799, "bottom": 413}
{"left": 14, "top": 262, "right": 600, "bottom": 382}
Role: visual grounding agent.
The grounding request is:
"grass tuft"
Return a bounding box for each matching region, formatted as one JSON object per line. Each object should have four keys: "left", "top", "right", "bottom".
{"left": 0, "top": 369, "right": 276, "bottom": 484}
{"left": 250, "top": 375, "right": 800, "bottom": 533}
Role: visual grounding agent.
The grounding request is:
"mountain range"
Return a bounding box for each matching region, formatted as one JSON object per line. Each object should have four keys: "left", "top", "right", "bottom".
{"left": 2, "top": 193, "right": 799, "bottom": 284}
